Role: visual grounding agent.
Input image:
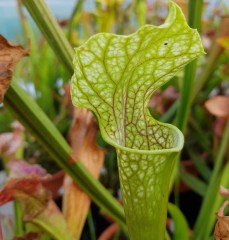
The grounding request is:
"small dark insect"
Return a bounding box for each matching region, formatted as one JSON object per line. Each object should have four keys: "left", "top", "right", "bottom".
{"left": 164, "top": 42, "right": 168, "bottom": 45}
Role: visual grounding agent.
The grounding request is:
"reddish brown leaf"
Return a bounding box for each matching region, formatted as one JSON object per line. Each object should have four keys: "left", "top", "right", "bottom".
{"left": 220, "top": 186, "right": 229, "bottom": 197}
{"left": 218, "top": 16, "right": 229, "bottom": 39}
{"left": 32, "top": 200, "right": 74, "bottom": 240}
{"left": 13, "top": 232, "right": 41, "bottom": 240}
{"left": 63, "top": 83, "right": 74, "bottom": 117}
{"left": 217, "top": 37, "right": 229, "bottom": 54}
{"left": 214, "top": 201, "right": 229, "bottom": 240}
{"left": 0, "top": 132, "right": 22, "bottom": 156}
{"left": 205, "top": 96, "right": 229, "bottom": 136}
{"left": 63, "top": 108, "right": 105, "bottom": 239}
{"left": 7, "top": 159, "right": 47, "bottom": 178}
{"left": 0, "top": 176, "right": 50, "bottom": 221}
{"left": 0, "top": 177, "right": 73, "bottom": 240}
{"left": 42, "top": 170, "right": 64, "bottom": 200}
{"left": 98, "top": 223, "right": 119, "bottom": 240}
{"left": 0, "top": 35, "right": 29, "bottom": 102}
{"left": 205, "top": 96, "right": 229, "bottom": 118}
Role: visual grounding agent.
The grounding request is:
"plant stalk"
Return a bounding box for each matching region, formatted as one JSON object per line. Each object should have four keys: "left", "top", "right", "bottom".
{"left": 22, "top": 0, "right": 74, "bottom": 74}
{"left": 87, "top": 210, "right": 96, "bottom": 240}
{"left": 14, "top": 201, "right": 24, "bottom": 236}
{"left": 5, "top": 82, "right": 127, "bottom": 232}
{"left": 192, "top": 120, "right": 229, "bottom": 239}
{"left": 18, "top": 0, "right": 127, "bottom": 231}
{"left": 176, "top": 0, "right": 203, "bottom": 133}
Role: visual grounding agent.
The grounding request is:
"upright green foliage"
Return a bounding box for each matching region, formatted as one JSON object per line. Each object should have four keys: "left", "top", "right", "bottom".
{"left": 22, "top": 0, "right": 74, "bottom": 73}
{"left": 10, "top": 0, "right": 127, "bottom": 232}
{"left": 5, "top": 82, "right": 126, "bottom": 231}
{"left": 192, "top": 121, "right": 229, "bottom": 239}
{"left": 71, "top": 2, "right": 204, "bottom": 239}
{"left": 176, "top": 0, "right": 204, "bottom": 133}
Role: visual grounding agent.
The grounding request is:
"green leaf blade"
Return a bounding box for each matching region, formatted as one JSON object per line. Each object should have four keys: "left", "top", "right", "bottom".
{"left": 168, "top": 203, "right": 189, "bottom": 240}
{"left": 71, "top": 1, "right": 204, "bottom": 152}
{"left": 71, "top": 2, "right": 204, "bottom": 239}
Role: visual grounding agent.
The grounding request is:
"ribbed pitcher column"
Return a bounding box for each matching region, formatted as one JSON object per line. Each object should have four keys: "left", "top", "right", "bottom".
{"left": 117, "top": 148, "right": 178, "bottom": 240}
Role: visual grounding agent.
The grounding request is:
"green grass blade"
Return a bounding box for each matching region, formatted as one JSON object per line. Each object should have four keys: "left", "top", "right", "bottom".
{"left": 67, "top": 0, "right": 84, "bottom": 42}
{"left": 4, "top": 81, "right": 126, "bottom": 231}
{"left": 159, "top": 100, "right": 178, "bottom": 123}
{"left": 87, "top": 210, "right": 96, "bottom": 240}
{"left": 189, "top": 116, "right": 212, "bottom": 154}
{"left": 188, "top": 149, "right": 212, "bottom": 182}
{"left": 180, "top": 166, "right": 207, "bottom": 197}
{"left": 14, "top": 201, "right": 24, "bottom": 236}
{"left": 22, "top": 0, "right": 74, "bottom": 74}
{"left": 168, "top": 203, "right": 189, "bottom": 240}
{"left": 18, "top": 0, "right": 127, "bottom": 230}
{"left": 192, "top": 120, "right": 229, "bottom": 239}
{"left": 136, "top": 0, "right": 146, "bottom": 27}
{"left": 15, "top": 0, "right": 128, "bottom": 231}
{"left": 176, "top": 0, "right": 204, "bottom": 133}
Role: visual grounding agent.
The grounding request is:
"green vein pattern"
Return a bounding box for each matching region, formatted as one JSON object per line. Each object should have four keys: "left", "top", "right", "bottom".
{"left": 71, "top": 2, "right": 204, "bottom": 239}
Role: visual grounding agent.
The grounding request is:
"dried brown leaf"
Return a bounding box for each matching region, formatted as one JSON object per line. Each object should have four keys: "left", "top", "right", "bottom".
{"left": 0, "top": 132, "right": 22, "bottom": 156}
{"left": 218, "top": 16, "right": 229, "bottom": 39}
{"left": 13, "top": 232, "right": 41, "bottom": 240}
{"left": 205, "top": 96, "right": 229, "bottom": 118}
{"left": 7, "top": 159, "right": 47, "bottom": 178}
{"left": 220, "top": 186, "right": 229, "bottom": 197}
{"left": 98, "top": 223, "right": 119, "bottom": 240}
{"left": 0, "top": 177, "right": 74, "bottom": 240}
{"left": 214, "top": 201, "right": 229, "bottom": 240}
{"left": 0, "top": 35, "right": 29, "bottom": 102}
{"left": 0, "top": 176, "right": 50, "bottom": 221}
{"left": 63, "top": 108, "right": 105, "bottom": 239}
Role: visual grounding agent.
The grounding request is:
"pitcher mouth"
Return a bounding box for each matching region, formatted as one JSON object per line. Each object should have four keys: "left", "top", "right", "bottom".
{"left": 70, "top": 1, "right": 203, "bottom": 157}
{"left": 99, "top": 122, "right": 184, "bottom": 155}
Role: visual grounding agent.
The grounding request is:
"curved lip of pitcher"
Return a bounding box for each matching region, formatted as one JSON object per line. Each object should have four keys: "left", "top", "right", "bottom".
{"left": 100, "top": 122, "right": 184, "bottom": 155}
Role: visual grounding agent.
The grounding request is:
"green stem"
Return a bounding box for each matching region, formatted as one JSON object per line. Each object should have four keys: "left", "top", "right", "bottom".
{"left": 114, "top": 229, "right": 121, "bottom": 240}
{"left": 67, "top": 0, "right": 84, "bottom": 43}
{"left": 192, "top": 44, "right": 223, "bottom": 101}
{"left": 22, "top": 0, "right": 74, "bottom": 74}
{"left": 5, "top": 82, "right": 127, "bottom": 232}
{"left": 187, "top": 149, "right": 212, "bottom": 182}
{"left": 165, "top": 230, "right": 171, "bottom": 240}
{"left": 87, "top": 209, "right": 96, "bottom": 240}
{"left": 180, "top": 166, "right": 207, "bottom": 197}
{"left": 14, "top": 201, "right": 24, "bottom": 236}
{"left": 168, "top": 203, "right": 189, "bottom": 240}
{"left": 17, "top": 0, "right": 127, "bottom": 231}
{"left": 176, "top": 0, "right": 203, "bottom": 133}
{"left": 192, "top": 120, "right": 229, "bottom": 239}
{"left": 159, "top": 100, "right": 178, "bottom": 123}
{"left": 136, "top": 0, "right": 146, "bottom": 27}
{"left": 189, "top": 116, "right": 212, "bottom": 154}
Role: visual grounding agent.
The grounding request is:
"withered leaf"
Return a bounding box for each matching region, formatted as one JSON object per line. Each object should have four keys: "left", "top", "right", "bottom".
{"left": 214, "top": 200, "right": 229, "bottom": 240}
{"left": 0, "top": 176, "right": 50, "bottom": 221}
{"left": 0, "top": 176, "right": 74, "bottom": 240}
{"left": 7, "top": 159, "right": 47, "bottom": 178}
{"left": 98, "top": 223, "right": 119, "bottom": 240}
{"left": 220, "top": 186, "right": 229, "bottom": 197}
{"left": 63, "top": 108, "right": 105, "bottom": 239}
{"left": 205, "top": 96, "right": 229, "bottom": 118}
{"left": 0, "top": 35, "right": 29, "bottom": 103}
{"left": 13, "top": 232, "right": 41, "bottom": 240}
